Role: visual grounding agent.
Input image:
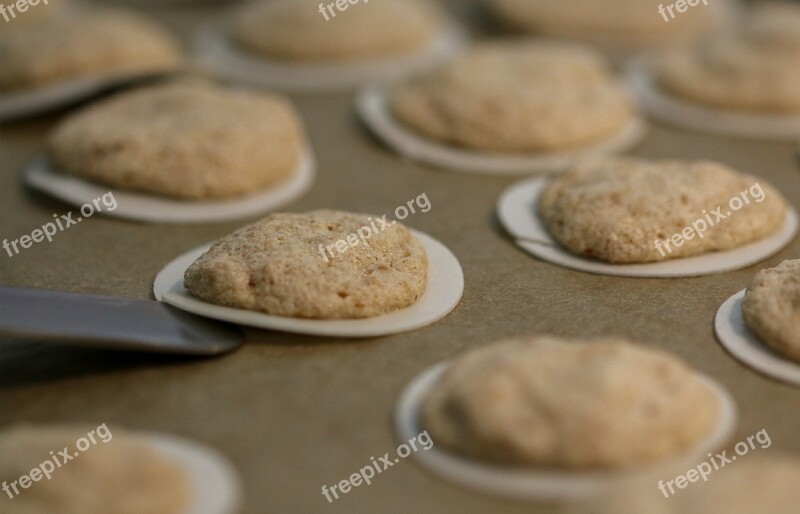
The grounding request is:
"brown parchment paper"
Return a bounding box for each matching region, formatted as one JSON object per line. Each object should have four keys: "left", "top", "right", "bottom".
{"left": 1, "top": 2, "right": 798, "bottom": 513}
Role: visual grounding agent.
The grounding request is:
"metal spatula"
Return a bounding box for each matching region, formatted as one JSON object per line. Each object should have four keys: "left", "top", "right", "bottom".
{"left": 0, "top": 287, "right": 243, "bottom": 355}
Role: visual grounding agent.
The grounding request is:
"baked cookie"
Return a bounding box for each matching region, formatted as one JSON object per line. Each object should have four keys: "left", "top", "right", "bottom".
{"left": 0, "top": 425, "right": 189, "bottom": 514}
{"left": 422, "top": 336, "right": 719, "bottom": 468}
{"left": 490, "top": 0, "right": 714, "bottom": 47}
{"left": 571, "top": 456, "right": 800, "bottom": 514}
{"left": 48, "top": 82, "right": 305, "bottom": 200}
{"left": 538, "top": 158, "right": 788, "bottom": 263}
{"left": 0, "top": 9, "right": 182, "bottom": 92}
{"left": 657, "top": 2, "right": 800, "bottom": 113}
{"left": 184, "top": 210, "right": 428, "bottom": 319}
{"left": 390, "top": 41, "right": 634, "bottom": 152}
{"left": 232, "top": 0, "right": 442, "bottom": 61}
{"left": 742, "top": 259, "right": 800, "bottom": 363}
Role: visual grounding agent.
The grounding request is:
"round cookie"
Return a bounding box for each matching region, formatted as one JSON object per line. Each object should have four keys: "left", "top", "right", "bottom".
{"left": 569, "top": 456, "right": 800, "bottom": 514}
{"left": 0, "top": 9, "right": 182, "bottom": 93}
{"left": 184, "top": 210, "right": 428, "bottom": 319}
{"left": 232, "top": 0, "right": 442, "bottom": 61}
{"left": 538, "top": 158, "right": 788, "bottom": 264}
{"left": 657, "top": 3, "right": 800, "bottom": 113}
{"left": 742, "top": 259, "right": 800, "bottom": 363}
{"left": 48, "top": 81, "right": 305, "bottom": 200}
{"left": 422, "top": 336, "right": 720, "bottom": 468}
{"left": 0, "top": 425, "right": 189, "bottom": 514}
{"left": 490, "top": 0, "right": 714, "bottom": 45}
{"left": 390, "top": 41, "right": 634, "bottom": 152}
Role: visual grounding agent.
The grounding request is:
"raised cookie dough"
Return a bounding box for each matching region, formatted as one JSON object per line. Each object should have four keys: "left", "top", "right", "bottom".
{"left": 232, "top": 0, "right": 442, "bottom": 61}
{"left": 422, "top": 336, "right": 719, "bottom": 468}
{"left": 490, "top": 0, "right": 714, "bottom": 46}
{"left": 184, "top": 210, "right": 428, "bottom": 319}
{"left": 657, "top": 2, "right": 800, "bottom": 113}
{"left": 0, "top": 9, "right": 182, "bottom": 92}
{"left": 48, "top": 82, "right": 305, "bottom": 200}
{"left": 0, "top": 425, "right": 190, "bottom": 514}
{"left": 538, "top": 158, "right": 788, "bottom": 263}
{"left": 390, "top": 41, "right": 634, "bottom": 152}
{"left": 742, "top": 259, "right": 800, "bottom": 363}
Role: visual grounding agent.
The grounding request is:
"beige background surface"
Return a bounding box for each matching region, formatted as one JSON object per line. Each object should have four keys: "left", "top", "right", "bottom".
{"left": 1, "top": 2, "right": 799, "bottom": 513}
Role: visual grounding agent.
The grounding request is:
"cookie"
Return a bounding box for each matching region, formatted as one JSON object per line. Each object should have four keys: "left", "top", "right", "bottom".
{"left": 390, "top": 41, "right": 634, "bottom": 152}
{"left": 538, "top": 158, "right": 788, "bottom": 263}
{"left": 48, "top": 82, "right": 305, "bottom": 200}
{"left": 0, "top": 425, "right": 189, "bottom": 514}
{"left": 572, "top": 456, "right": 800, "bottom": 514}
{"left": 490, "top": 0, "right": 713, "bottom": 46}
{"left": 232, "top": 0, "right": 442, "bottom": 61}
{"left": 0, "top": 9, "right": 182, "bottom": 92}
{"left": 742, "top": 259, "right": 800, "bottom": 363}
{"left": 184, "top": 210, "right": 428, "bottom": 319}
{"left": 657, "top": 3, "right": 800, "bottom": 113}
{"left": 422, "top": 336, "right": 719, "bottom": 468}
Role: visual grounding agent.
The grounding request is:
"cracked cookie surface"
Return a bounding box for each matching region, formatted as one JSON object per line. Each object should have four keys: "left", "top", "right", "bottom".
{"left": 184, "top": 210, "right": 428, "bottom": 319}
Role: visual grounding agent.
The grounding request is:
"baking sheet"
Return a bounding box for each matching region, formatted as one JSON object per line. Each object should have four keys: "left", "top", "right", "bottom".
{"left": 1, "top": 2, "right": 799, "bottom": 514}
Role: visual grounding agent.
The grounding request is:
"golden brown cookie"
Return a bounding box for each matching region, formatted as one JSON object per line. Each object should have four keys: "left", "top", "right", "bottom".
{"left": 232, "top": 0, "right": 442, "bottom": 61}
{"left": 0, "top": 9, "right": 182, "bottom": 92}
{"left": 48, "top": 82, "right": 305, "bottom": 200}
{"left": 657, "top": 2, "right": 800, "bottom": 113}
{"left": 0, "top": 425, "right": 190, "bottom": 514}
{"left": 185, "top": 210, "right": 428, "bottom": 319}
{"left": 391, "top": 41, "right": 634, "bottom": 152}
{"left": 742, "top": 259, "right": 800, "bottom": 363}
{"left": 422, "top": 335, "right": 720, "bottom": 468}
{"left": 538, "top": 158, "right": 788, "bottom": 263}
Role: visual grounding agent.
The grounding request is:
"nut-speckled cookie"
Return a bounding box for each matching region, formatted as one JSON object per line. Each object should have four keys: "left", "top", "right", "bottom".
{"left": 0, "top": 425, "right": 190, "bottom": 514}
{"left": 422, "top": 336, "right": 719, "bottom": 468}
{"left": 538, "top": 158, "right": 788, "bottom": 263}
{"left": 742, "top": 259, "right": 800, "bottom": 363}
{"left": 0, "top": 9, "right": 182, "bottom": 92}
{"left": 391, "top": 41, "right": 633, "bottom": 152}
{"left": 48, "top": 82, "right": 304, "bottom": 200}
{"left": 232, "top": 0, "right": 442, "bottom": 61}
{"left": 184, "top": 210, "right": 428, "bottom": 319}
{"left": 657, "top": 2, "right": 800, "bottom": 113}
